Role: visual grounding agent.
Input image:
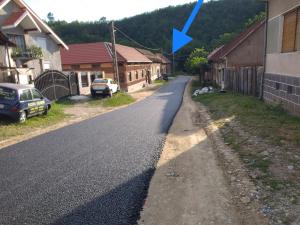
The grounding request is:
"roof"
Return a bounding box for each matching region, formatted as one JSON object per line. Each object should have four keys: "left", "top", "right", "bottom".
{"left": 0, "top": 83, "right": 31, "bottom": 90}
{"left": 0, "top": 0, "right": 68, "bottom": 49}
{"left": 136, "top": 48, "right": 162, "bottom": 63}
{"left": 60, "top": 42, "right": 119, "bottom": 65}
{"left": 156, "top": 53, "right": 171, "bottom": 64}
{"left": 208, "top": 19, "right": 266, "bottom": 62}
{"left": 2, "top": 10, "right": 25, "bottom": 27}
{"left": 112, "top": 44, "right": 152, "bottom": 63}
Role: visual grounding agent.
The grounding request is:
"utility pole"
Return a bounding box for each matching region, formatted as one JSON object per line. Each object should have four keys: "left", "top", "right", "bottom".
{"left": 110, "top": 21, "right": 120, "bottom": 90}
{"left": 172, "top": 53, "right": 175, "bottom": 76}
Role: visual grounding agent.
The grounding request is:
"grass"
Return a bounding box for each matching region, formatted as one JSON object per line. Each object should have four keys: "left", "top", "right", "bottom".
{"left": 154, "top": 79, "right": 167, "bottom": 85}
{"left": 0, "top": 102, "right": 70, "bottom": 142}
{"left": 193, "top": 90, "right": 300, "bottom": 146}
{"left": 88, "top": 92, "right": 135, "bottom": 108}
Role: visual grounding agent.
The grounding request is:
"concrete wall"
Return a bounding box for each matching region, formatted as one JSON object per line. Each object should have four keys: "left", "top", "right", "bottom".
{"left": 268, "top": 0, "right": 300, "bottom": 19}
{"left": 264, "top": 0, "right": 300, "bottom": 115}
{"left": 226, "top": 24, "right": 265, "bottom": 67}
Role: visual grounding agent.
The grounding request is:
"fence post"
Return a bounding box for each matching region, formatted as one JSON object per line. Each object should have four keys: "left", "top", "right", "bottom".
{"left": 68, "top": 74, "right": 72, "bottom": 96}
{"left": 52, "top": 70, "right": 57, "bottom": 100}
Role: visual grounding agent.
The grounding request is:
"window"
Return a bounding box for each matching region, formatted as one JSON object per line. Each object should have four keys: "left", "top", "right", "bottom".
{"left": 128, "top": 72, "right": 132, "bottom": 82}
{"left": 81, "top": 72, "right": 89, "bottom": 87}
{"left": 287, "top": 85, "right": 293, "bottom": 94}
{"left": 91, "top": 72, "right": 103, "bottom": 82}
{"left": 135, "top": 71, "right": 138, "bottom": 80}
{"left": 0, "top": 87, "right": 17, "bottom": 100}
{"left": 7, "top": 34, "right": 26, "bottom": 51}
{"left": 275, "top": 82, "right": 280, "bottom": 90}
{"left": 142, "top": 70, "right": 144, "bottom": 78}
{"left": 32, "top": 89, "right": 42, "bottom": 99}
{"left": 20, "top": 89, "right": 32, "bottom": 101}
{"left": 43, "top": 61, "right": 50, "bottom": 71}
{"left": 33, "top": 37, "right": 47, "bottom": 50}
{"left": 282, "top": 8, "right": 300, "bottom": 52}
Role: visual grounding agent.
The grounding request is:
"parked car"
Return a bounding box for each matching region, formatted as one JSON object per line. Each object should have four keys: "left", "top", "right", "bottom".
{"left": 90, "top": 79, "right": 118, "bottom": 97}
{"left": 0, "top": 83, "right": 51, "bottom": 123}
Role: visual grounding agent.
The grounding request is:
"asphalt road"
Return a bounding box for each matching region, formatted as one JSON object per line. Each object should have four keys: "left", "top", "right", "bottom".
{"left": 0, "top": 76, "right": 189, "bottom": 225}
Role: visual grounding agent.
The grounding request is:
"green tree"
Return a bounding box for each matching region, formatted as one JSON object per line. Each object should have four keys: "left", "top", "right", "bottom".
{"left": 185, "top": 48, "right": 208, "bottom": 74}
{"left": 47, "top": 12, "right": 55, "bottom": 23}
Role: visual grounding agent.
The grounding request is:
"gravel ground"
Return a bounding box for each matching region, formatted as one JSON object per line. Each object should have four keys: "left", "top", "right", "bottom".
{"left": 0, "top": 76, "right": 189, "bottom": 225}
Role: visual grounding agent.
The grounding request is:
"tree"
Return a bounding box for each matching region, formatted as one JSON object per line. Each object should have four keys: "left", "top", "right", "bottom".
{"left": 245, "top": 11, "right": 266, "bottom": 28}
{"left": 185, "top": 48, "right": 208, "bottom": 82}
{"left": 47, "top": 12, "right": 55, "bottom": 23}
{"left": 99, "top": 17, "right": 107, "bottom": 24}
{"left": 212, "top": 32, "right": 236, "bottom": 48}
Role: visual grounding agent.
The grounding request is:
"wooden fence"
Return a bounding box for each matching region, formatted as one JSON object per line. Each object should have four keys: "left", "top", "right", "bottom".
{"left": 223, "top": 66, "right": 263, "bottom": 97}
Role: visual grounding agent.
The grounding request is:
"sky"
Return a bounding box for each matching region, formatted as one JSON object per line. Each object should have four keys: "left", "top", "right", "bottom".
{"left": 25, "top": 0, "right": 207, "bottom": 22}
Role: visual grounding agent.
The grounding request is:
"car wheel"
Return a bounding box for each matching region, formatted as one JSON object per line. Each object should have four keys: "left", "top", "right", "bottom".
{"left": 18, "top": 111, "right": 27, "bottom": 123}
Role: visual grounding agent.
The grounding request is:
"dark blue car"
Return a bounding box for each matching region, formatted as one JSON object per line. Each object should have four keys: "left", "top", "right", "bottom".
{"left": 0, "top": 83, "right": 51, "bottom": 123}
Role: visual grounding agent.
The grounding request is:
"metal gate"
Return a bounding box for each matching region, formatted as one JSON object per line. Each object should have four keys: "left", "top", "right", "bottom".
{"left": 34, "top": 70, "right": 79, "bottom": 101}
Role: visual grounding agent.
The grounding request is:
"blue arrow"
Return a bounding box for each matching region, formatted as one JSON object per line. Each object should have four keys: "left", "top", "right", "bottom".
{"left": 172, "top": 0, "right": 204, "bottom": 53}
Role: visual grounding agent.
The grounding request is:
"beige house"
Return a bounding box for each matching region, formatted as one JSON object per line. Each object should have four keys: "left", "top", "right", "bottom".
{"left": 0, "top": 0, "right": 68, "bottom": 85}
{"left": 263, "top": 0, "right": 300, "bottom": 115}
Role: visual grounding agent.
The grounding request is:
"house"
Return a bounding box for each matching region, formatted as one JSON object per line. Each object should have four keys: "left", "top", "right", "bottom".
{"left": 156, "top": 53, "right": 172, "bottom": 76}
{"left": 263, "top": 0, "right": 300, "bottom": 115}
{"left": 136, "top": 48, "right": 162, "bottom": 81}
{"left": 208, "top": 19, "right": 266, "bottom": 96}
{"left": 60, "top": 42, "right": 152, "bottom": 94}
{"left": 0, "top": 0, "right": 68, "bottom": 85}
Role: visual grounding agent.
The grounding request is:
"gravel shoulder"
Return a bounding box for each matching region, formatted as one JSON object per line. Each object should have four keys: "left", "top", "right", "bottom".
{"left": 139, "top": 80, "right": 267, "bottom": 225}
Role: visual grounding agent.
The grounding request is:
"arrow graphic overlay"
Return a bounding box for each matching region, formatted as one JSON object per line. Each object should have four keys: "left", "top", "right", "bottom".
{"left": 172, "top": 0, "right": 204, "bottom": 53}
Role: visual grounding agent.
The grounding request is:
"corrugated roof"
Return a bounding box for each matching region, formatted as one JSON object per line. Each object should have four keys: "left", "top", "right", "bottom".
{"left": 208, "top": 19, "right": 266, "bottom": 62}
{"left": 2, "top": 10, "right": 25, "bottom": 27}
{"left": 61, "top": 42, "right": 121, "bottom": 65}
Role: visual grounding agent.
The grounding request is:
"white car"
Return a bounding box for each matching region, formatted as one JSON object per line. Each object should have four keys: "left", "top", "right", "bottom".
{"left": 90, "top": 79, "right": 118, "bottom": 97}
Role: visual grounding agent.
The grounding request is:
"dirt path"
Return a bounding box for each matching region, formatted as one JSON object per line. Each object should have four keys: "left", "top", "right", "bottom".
{"left": 139, "top": 80, "right": 267, "bottom": 225}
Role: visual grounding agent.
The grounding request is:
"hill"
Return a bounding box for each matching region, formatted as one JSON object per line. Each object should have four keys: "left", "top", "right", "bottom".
{"left": 49, "top": 0, "right": 265, "bottom": 68}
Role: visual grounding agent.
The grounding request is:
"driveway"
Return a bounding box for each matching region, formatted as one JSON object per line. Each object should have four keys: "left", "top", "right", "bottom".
{"left": 0, "top": 76, "right": 189, "bottom": 225}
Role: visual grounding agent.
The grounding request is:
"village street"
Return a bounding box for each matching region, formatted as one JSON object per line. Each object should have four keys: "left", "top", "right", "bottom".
{"left": 0, "top": 76, "right": 188, "bottom": 225}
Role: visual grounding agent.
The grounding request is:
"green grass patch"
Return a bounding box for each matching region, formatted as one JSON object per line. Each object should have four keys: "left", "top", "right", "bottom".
{"left": 88, "top": 92, "right": 135, "bottom": 108}
{"left": 154, "top": 79, "right": 167, "bottom": 84}
{"left": 192, "top": 90, "right": 300, "bottom": 146}
{"left": 0, "top": 102, "right": 70, "bottom": 141}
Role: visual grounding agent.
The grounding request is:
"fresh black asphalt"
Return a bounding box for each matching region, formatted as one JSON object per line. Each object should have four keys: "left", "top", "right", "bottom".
{"left": 0, "top": 76, "right": 189, "bottom": 225}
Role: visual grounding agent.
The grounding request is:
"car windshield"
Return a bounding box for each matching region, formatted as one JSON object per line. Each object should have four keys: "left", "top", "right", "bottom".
{"left": 93, "top": 79, "right": 108, "bottom": 84}
{"left": 0, "top": 87, "right": 17, "bottom": 100}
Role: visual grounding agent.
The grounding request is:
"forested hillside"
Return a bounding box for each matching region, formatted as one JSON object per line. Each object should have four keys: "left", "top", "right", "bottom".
{"left": 49, "top": 0, "right": 265, "bottom": 67}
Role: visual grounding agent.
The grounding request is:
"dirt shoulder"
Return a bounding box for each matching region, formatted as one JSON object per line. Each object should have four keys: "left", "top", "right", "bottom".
{"left": 0, "top": 83, "right": 163, "bottom": 149}
{"left": 139, "top": 80, "right": 267, "bottom": 225}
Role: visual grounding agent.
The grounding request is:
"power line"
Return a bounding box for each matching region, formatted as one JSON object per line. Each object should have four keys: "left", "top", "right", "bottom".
{"left": 114, "top": 26, "right": 162, "bottom": 52}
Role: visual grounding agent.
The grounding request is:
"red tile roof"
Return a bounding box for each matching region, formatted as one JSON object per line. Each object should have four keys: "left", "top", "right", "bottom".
{"left": 2, "top": 10, "right": 26, "bottom": 27}
{"left": 208, "top": 20, "right": 266, "bottom": 62}
{"left": 61, "top": 42, "right": 119, "bottom": 65}
{"left": 61, "top": 42, "right": 152, "bottom": 65}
